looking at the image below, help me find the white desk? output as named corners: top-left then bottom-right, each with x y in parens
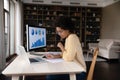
top-left (2, 55), bottom-right (85, 80)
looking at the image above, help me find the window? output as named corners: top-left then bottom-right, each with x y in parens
top-left (4, 0), bottom-right (16, 58)
top-left (4, 0), bottom-right (10, 58)
top-left (4, 0), bottom-right (9, 11)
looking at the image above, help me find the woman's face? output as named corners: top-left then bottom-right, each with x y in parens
top-left (56, 27), bottom-right (70, 39)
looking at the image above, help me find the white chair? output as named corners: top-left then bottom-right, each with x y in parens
top-left (87, 43), bottom-right (98, 59)
top-left (87, 39), bottom-right (120, 60)
top-left (98, 39), bottom-right (120, 59)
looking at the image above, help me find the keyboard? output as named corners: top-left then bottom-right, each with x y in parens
top-left (29, 58), bottom-right (39, 62)
top-left (29, 57), bottom-right (46, 63)
top-left (30, 52), bottom-right (45, 56)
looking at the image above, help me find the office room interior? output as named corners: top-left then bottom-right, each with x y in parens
top-left (0, 0), bottom-right (120, 80)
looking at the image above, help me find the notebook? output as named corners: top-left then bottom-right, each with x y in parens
top-left (18, 46), bottom-right (47, 63)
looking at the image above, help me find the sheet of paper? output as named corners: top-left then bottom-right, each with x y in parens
top-left (45, 58), bottom-right (64, 63)
top-left (46, 52), bottom-right (61, 55)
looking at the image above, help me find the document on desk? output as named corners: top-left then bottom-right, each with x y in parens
top-left (46, 58), bottom-right (64, 63)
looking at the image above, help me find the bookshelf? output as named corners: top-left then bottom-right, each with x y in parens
top-left (82, 7), bottom-right (101, 48)
top-left (23, 4), bottom-right (102, 51)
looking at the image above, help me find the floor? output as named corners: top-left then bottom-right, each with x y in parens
top-left (87, 61), bottom-right (120, 80)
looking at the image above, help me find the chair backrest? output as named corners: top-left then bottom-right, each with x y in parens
top-left (86, 47), bottom-right (99, 80)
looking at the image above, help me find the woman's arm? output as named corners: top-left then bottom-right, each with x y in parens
top-left (62, 34), bottom-right (78, 61)
top-left (45, 53), bottom-right (62, 59)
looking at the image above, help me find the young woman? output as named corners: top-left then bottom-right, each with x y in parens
top-left (45, 16), bottom-right (86, 80)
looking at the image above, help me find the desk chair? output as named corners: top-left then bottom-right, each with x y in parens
top-left (87, 43), bottom-right (98, 59)
top-left (86, 47), bottom-right (99, 80)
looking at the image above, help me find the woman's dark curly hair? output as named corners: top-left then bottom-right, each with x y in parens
top-left (54, 16), bottom-right (75, 33)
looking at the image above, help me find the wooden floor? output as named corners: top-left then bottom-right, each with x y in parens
top-left (1, 61), bottom-right (120, 80)
top-left (87, 61), bottom-right (120, 80)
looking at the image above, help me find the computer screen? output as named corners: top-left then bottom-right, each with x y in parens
top-left (26, 24), bottom-right (46, 52)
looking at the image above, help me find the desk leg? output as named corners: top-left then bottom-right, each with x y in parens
top-left (119, 53), bottom-right (120, 62)
top-left (12, 76), bottom-right (19, 80)
top-left (70, 73), bottom-right (76, 80)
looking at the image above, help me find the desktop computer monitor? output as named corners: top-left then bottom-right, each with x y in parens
top-left (26, 24), bottom-right (46, 52)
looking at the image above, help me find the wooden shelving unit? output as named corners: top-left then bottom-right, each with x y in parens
top-left (82, 7), bottom-right (101, 48)
top-left (23, 4), bottom-right (102, 51)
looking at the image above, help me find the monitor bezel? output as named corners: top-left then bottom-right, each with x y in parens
top-left (26, 24), bottom-right (46, 52)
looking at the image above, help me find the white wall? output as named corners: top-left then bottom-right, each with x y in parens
top-left (101, 1), bottom-right (120, 39)
top-left (10, 0), bottom-right (15, 56)
top-left (14, 0), bottom-right (23, 54)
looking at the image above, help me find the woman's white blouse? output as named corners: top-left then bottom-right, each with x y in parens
top-left (62, 34), bottom-right (86, 72)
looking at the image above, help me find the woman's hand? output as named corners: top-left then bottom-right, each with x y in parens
top-left (45, 54), bottom-right (55, 59)
top-left (57, 42), bottom-right (65, 52)
top-left (57, 42), bottom-right (64, 49)
top-left (45, 53), bottom-right (62, 59)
